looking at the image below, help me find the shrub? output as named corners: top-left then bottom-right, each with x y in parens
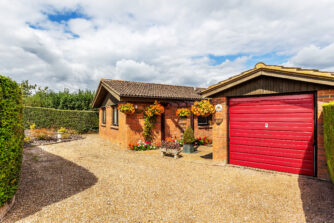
top-left (24, 136), bottom-right (32, 143)
top-left (323, 101), bottom-right (334, 184)
top-left (29, 123), bottom-right (36, 130)
top-left (24, 106), bottom-right (99, 133)
top-left (62, 133), bottom-right (70, 139)
top-left (183, 127), bottom-right (195, 144)
top-left (32, 128), bottom-right (54, 140)
top-left (0, 75), bottom-right (24, 206)
top-left (57, 127), bottom-right (67, 133)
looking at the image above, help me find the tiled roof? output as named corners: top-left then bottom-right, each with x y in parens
top-left (202, 62), bottom-right (334, 96)
top-left (102, 79), bottom-right (204, 100)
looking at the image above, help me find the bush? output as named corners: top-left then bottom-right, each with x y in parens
top-left (183, 127), bottom-right (195, 144)
top-left (24, 106), bottom-right (99, 133)
top-left (0, 75), bottom-right (24, 206)
top-left (323, 101), bottom-right (334, 184)
top-left (31, 128), bottom-right (54, 140)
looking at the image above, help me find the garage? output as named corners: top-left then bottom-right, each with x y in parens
top-left (201, 62), bottom-right (334, 180)
top-left (229, 94), bottom-right (315, 176)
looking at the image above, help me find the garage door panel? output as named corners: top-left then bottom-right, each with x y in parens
top-left (229, 94), bottom-right (313, 104)
top-left (230, 137), bottom-right (313, 149)
top-left (230, 105), bottom-right (314, 114)
top-left (230, 152), bottom-right (314, 169)
top-left (229, 144), bottom-right (314, 160)
top-left (229, 93), bottom-right (315, 176)
top-left (229, 113), bottom-right (313, 123)
top-left (230, 160), bottom-right (314, 176)
top-left (230, 129), bottom-right (313, 141)
top-left (230, 122), bottom-right (313, 131)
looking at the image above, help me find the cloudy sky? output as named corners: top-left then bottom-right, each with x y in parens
top-left (1, 0), bottom-right (334, 91)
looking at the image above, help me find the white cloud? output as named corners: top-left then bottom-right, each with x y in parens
top-left (284, 44), bottom-right (334, 70)
top-left (0, 0), bottom-right (334, 91)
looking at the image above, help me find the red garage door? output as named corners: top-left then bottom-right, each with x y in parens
top-left (229, 94), bottom-right (315, 176)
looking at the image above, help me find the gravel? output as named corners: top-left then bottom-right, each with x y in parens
top-left (3, 134), bottom-right (334, 223)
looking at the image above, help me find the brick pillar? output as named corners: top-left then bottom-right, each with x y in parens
top-left (212, 96), bottom-right (228, 162)
top-left (317, 90), bottom-right (334, 180)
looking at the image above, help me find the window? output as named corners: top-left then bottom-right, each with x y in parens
top-left (198, 115), bottom-right (212, 126)
top-left (102, 107), bottom-right (106, 124)
top-left (112, 106), bottom-right (119, 126)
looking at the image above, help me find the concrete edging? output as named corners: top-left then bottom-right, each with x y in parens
top-left (0, 195), bottom-right (15, 221)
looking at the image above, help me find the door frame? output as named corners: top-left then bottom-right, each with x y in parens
top-left (226, 91), bottom-right (318, 177)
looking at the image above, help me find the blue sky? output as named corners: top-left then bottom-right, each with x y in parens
top-left (1, 0), bottom-right (334, 91)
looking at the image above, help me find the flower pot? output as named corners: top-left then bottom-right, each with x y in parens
top-left (57, 132), bottom-right (63, 142)
top-left (183, 143), bottom-right (194, 153)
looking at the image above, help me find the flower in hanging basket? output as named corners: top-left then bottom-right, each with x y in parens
top-left (118, 103), bottom-right (135, 114)
top-left (191, 100), bottom-right (215, 117)
top-left (144, 101), bottom-right (164, 117)
top-left (176, 108), bottom-right (191, 117)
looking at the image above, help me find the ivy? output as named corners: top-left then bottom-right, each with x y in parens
top-left (143, 101), bottom-right (164, 142)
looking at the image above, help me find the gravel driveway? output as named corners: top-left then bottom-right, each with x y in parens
top-left (3, 134), bottom-right (334, 223)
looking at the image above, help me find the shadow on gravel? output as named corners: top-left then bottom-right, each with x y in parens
top-left (3, 146), bottom-right (98, 222)
top-left (298, 176), bottom-right (334, 222)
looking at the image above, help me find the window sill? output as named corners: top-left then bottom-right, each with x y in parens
top-left (110, 125), bottom-right (119, 130)
top-left (198, 126), bottom-right (212, 129)
top-left (101, 124), bottom-right (106, 127)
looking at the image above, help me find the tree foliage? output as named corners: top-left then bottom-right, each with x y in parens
top-left (21, 80), bottom-right (96, 111)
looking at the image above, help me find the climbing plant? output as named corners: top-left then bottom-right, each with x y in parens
top-left (143, 101), bottom-right (164, 142)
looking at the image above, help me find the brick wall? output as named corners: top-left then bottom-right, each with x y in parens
top-left (99, 106), bottom-right (127, 147)
top-left (211, 96), bottom-right (228, 162)
top-left (317, 89), bottom-right (334, 180)
top-left (99, 102), bottom-right (212, 148)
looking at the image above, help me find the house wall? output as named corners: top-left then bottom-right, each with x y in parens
top-left (210, 84), bottom-right (334, 180)
top-left (99, 106), bottom-right (128, 147)
top-left (99, 101), bottom-right (212, 147)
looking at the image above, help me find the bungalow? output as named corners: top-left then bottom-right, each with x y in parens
top-left (93, 62), bottom-right (334, 180)
top-left (92, 79), bottom-right (212, 148)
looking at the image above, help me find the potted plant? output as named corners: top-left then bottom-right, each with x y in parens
top-left (176, 108), bottom-right (191, 118)
top-left (57, 127), bottom-right (67, 141)
top-left (191, 100), bottom-right (215, 117)
top-left (118, 103), bottom-right (135, 115)
top-left (160, 140), bottom-right (182, 159)
top-left (183, 127), bottom-right (195, 153)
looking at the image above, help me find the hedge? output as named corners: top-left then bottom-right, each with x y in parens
top-left (24, 106), bottom-right (99, 133)
top-left (323, 101), bottom-right (334, 184)
top-left (0, 75), bottom-right (24, 206)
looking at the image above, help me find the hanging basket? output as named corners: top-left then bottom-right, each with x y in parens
top-left (191, 100), bottom-right (215, 117)
top-left (118, 103), bottom-right (135, 115)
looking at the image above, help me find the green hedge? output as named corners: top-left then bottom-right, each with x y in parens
top-left (0, 75), bottom-right (24, 206)
top-left (323, 101), bottom-right (334, 184)
top-left (24, 106), bottom-right (99, 133)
